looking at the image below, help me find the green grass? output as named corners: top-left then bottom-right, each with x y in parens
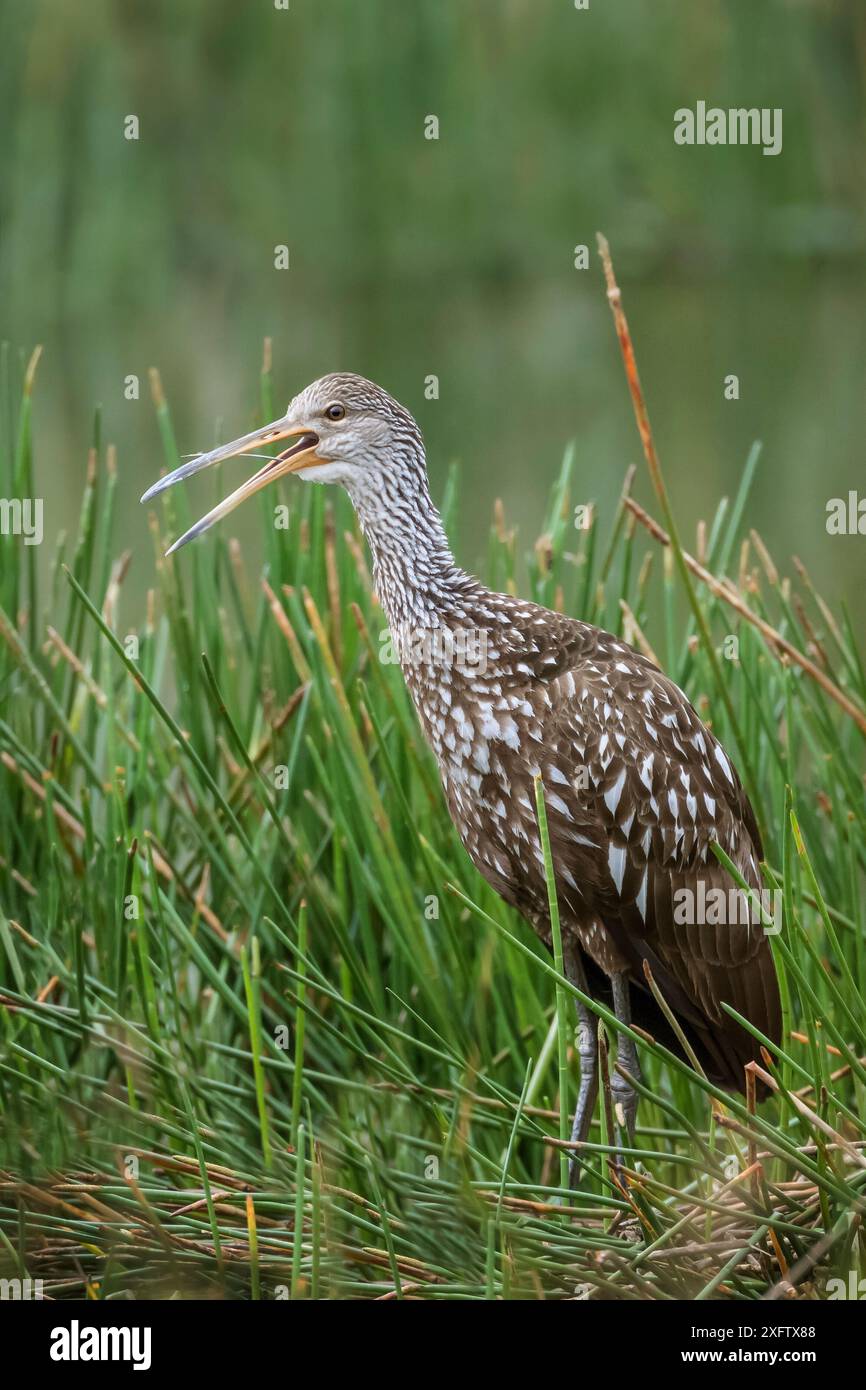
top-left (0, 339), bottom-right (865, 1301)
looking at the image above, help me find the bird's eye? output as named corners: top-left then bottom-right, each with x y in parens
top-left (325, 403), bottom-right (345, 421)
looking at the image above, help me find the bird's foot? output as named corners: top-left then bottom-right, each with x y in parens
top-left (567, 1016), bottom-right (599, 1191)
top-left (568, 1152), bottom-right (587, 1191)
top-left (610, 1068), bottom-right (639, 1174)
top-left (607, 973), bottom-right (641, 1175)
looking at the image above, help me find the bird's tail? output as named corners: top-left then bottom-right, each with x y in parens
top-left (581, 951), bottom-right (780, 1097)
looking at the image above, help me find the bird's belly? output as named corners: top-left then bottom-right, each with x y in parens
top-left (568, 914), bottom-right (629, 976)
top-left (439, 757), bottom-right (629, 977)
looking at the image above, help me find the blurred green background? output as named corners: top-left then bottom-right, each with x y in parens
top-left (1, 0), bottom-right (864, 609)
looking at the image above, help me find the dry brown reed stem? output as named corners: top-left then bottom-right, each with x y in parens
top-left (623, 493), bottom-right (866, 736)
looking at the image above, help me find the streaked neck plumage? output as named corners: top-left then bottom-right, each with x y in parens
top-left (345, 451), bottom-right (479, 632)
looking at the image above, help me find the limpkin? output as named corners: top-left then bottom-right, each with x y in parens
top-left (142, 372), bottom-right (781, 1184)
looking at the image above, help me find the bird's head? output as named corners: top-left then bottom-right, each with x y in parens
top-left (141, 372), bottom-right (426, 554)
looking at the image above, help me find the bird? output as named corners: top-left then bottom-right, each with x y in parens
top-left (141, 371), bottom-right (782, 1186)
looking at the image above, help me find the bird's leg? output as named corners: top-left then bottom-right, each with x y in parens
top-left (610, 971), bottom-right (641, 1165)
top-left (563, 940), bottom-right (598, 1190)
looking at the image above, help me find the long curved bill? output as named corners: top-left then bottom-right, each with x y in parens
top-left (140, 417), bottom-right (321, 555)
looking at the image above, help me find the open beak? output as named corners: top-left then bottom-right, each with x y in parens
top-left (140, 417), bottom-right (322, 555)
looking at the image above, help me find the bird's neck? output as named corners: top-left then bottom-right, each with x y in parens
top-left (347, 472), bottom-right (478, 631)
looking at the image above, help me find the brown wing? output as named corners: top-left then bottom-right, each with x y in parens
top-left (539, 633), bottom-right (781, 1090)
